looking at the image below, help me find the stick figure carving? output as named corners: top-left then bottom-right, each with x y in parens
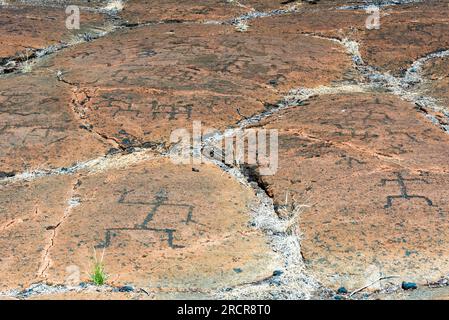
top-left (380, 172), bottom-right (433, 209)
top-left (96, 189), bottom-right (196, 249)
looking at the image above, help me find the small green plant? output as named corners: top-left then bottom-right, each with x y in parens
top-left (91, 262), bottom-right (107, 285)
top-left (90, 248), bottom-right (108, 286)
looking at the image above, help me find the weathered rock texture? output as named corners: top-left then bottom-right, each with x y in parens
top-left (0, 3), bottom-right (109, 62)
top-left (121, 0), bottom-right (246, 23)
top-left (256, 93), bottom-right (449, 289)
top-left (0, 158), bottom-right (278, 292)
top-left (40, 22), bottom-right (351, 148)
top-left (1, 0), bottom-right (449, 300)
top-left (0, 73), bottom-right (110, 173)
top-left (252, 0), bottom-right (449, 75)
top-left (0, 174), bottom-right (75, 291)
top-left (419, 55), bottom-right (449, 109)
top-left (45, 159), bottom-right (279, 290)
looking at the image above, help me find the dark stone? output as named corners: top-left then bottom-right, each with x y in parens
top-left (118, 285), bottom-right (135, 292)
top-left (272, 270), bottom-right (283, 277)
top-left (0, 171), bottom-right (15, 178)
top-left (337, 287), bottom-right (348, 294)
top-left (0, 171), bottom-right (16, 179)
top-left (233, 268), bottom-right (243, 273)
top-left (121, 138), bottom-right (133, 146)
top-left (79, 124), bottom-right (93, 131)
top-left (401, 282), bottom-right (418, 290)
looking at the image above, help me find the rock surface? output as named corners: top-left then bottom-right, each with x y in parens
top-left (256, 92), bottom-right (449, 289)
top-left (121, 0), bottom-right (246, 23)
top-left (419, 55), bottom-right (449, 109)
top-left (0, 174), bottom-right (75, 291)
top-left (1, 0), bottom-right (449, 300)
top-left (39, 21), bottom-right (351, 147)
top-left (0, 73), bottom-right (110, 173)
top-left (0, 157), bottom-right (278, 292)
top-left (252, 0), bottom-right (449, 75)
top-left (0, 3), bottom-right (109, 62)
top-left (120, 0), bottom-right (304, 24)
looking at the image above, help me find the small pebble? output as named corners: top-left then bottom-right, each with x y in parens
top-left (337, 287), bottom-right (348, 294)
top-left (118, 285), bottom-right (135, 292)
top-left (401, 282), bottom-right (417, 290)
top-left (272, 270), bottom-right (283, 277)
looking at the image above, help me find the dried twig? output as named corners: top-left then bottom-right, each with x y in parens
top-left (140, 288), bottom-right (150, 296)
top-left (349, 275), bottom-right (399, 297)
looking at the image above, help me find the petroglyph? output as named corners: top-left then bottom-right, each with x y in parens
top-left (2, 0), bottom-right (449, 300)
top-left (381, 172), bottom-right (433, 209)
top-left (96, 189), bottom-right (196, 249)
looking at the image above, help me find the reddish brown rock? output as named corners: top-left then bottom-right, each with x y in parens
top-left (0, 73), bottom-right (110, 173)
top-left (2, 0), bottom-right (447, 299)
top-left (255, 92), bottom-right (449, 289)
top-left (358, 1), bottom-right (449, 75)
top-left (0, 158), bottom-right (278, 292)
top-left (121, 0), bottom-right (246, 23)
top-left (40, 22), bottom-right (351, 147)
top-left (250, 4), bottom-right (365, 38)
top-left (6, 0), bottom-right (111, 8)
top-left (0, 174), bottom-right (75, 291)
top-left (239, 0), bottom-right (301, 12)
top-left (252, 0), bottom-right (449, 75)
top-left (0, 4), bottom-right (109, 61)
top-left (420, 55), bottom-right (449, 109)
top-left (120, 0), bottom-right (301, 24)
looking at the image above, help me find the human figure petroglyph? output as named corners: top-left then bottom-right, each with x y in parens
top-left (381, 172), bottom-right (433, 209)
top-left (151, 101), bottom-right (193, 121)
top-left (96, 189), bottom-right (196, 249)
top-left (335, 155), bottom-right (366, 168)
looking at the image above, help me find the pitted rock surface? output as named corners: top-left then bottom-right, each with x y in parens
top-left (0, 73), bottom-right (110, 173)
top-left (252, 0), bottom-right (449, 75)
top-left (0, 3), bottom-right (109, 61)
top-left (0, 158), bottom-right (278, 292)
top-left (1, 0), bottom-right (449, 300)
top-left (255, 93), bottom-right (449, 289)
top-left (39, 22), bottom-right (351, 147)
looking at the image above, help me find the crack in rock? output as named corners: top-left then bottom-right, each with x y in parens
top-left (338, 0), bottom-right (423, 10)
top-left (299, 32), bottom-right (449, 133)
top-left (226, 3), bottom-right (301, 29)
top-left (0, 30), bottom-right (112, 75)
top-left (199, 154), bottom-right (321, 299)
top-left (37, 179), bottom-right (82, 279)
top-left (0, 148), bottom-right (161, 184)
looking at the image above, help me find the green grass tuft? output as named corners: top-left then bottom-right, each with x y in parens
top-left (91, 247), bottom-right (107, 286)
top-left (90, 261), bottom-right (108, 286)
